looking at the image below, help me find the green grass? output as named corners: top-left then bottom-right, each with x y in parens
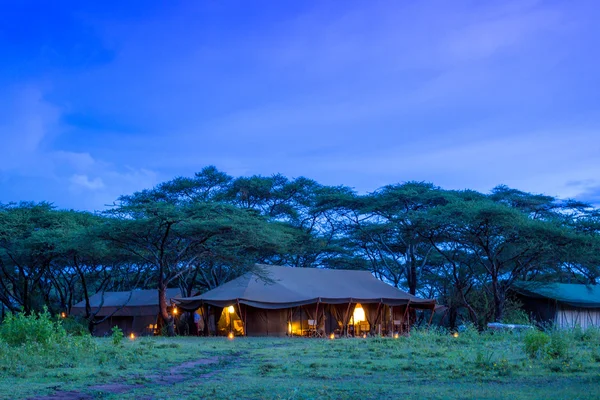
top-left (1, 328), bottom-right (600, 399)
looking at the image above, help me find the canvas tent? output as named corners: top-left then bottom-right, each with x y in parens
top-left (511, 282), bottom-right (600, 329)
top-left (71, 289), bottom-right (181, 336)
top-left (174, 265), bottom-right (435, 337)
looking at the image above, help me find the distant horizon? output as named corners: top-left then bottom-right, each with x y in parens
top-left (1, 1), bottom-right (599, 211)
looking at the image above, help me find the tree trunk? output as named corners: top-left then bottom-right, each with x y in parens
top-left (491, 275), bottom-right (505, 322)
top-left (406, 246), bottom-right (417, 295)
top-left (158, 284), bottom-right (175, 336)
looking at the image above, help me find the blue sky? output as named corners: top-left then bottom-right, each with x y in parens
top-left (1, 0), bottom-right (599, 211)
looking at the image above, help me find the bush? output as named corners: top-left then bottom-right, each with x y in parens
top-left (503, 299), bottom-right (531, 325)
top-left (523, 329), bottom-right (550, 359)
top-left (0, 308), bottom-right (67, 347)
top-left (59, 316), bottom-right (89, 336)
top-left (546, 331), bottom-right (569, 359)
top-left (111, 326), bottom-right (124, 346)
top-left (572, 326), bottom-right (600, 344)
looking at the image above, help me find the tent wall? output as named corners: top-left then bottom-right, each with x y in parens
top-left (245, 307), bottom-right (288, 337)
top-left (514, 294), bottom-right (557, 326)
top-left (91, 315), bottom-right (157, 337)
top-left (555, 305), bottom-right (600, 329)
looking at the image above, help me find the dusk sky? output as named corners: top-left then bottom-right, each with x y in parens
top-left (1, 0), bottom-right (599, 211)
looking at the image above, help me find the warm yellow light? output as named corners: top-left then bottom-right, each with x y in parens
top-left (393, 333), bottom-right (399, 339)
top-left (173, 307), bottom-right (178, 315)
top-left (353, 305), bottom-right (365, 323)
top-left (452, 332), bottom-right (459, 338)
top-left (228, 332), bottom-right (234, 340)
top-left (130, 333), bottom-right (135, 340)
top-left (288, 322), bottom-right (292, 334)
top-left (362, 333), bottom-right (367, 339)
top-left (329, 333), bottom-right (335, 340)
top-left (228, 305), bottom-right (235, 314)
top-left (60, 312), bottom-right (66, 319)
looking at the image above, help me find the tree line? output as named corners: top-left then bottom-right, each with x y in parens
top-left (1, 166), bottom-right (598, 332)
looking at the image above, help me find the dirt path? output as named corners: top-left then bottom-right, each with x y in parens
top-left (29, 356), bottom-right (224, 400)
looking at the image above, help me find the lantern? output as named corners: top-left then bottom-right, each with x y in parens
top-left (228, 332), bottom-right (234, 340)
top-left (329, 333), bottom-right (335, 340)
top-left (130, 333), bottom-right (135, 340)
top-left (452, 332), bottom-right (459, 338)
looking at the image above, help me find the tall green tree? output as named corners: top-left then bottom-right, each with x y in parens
top-left (105, 187), bottom-right (291, 335)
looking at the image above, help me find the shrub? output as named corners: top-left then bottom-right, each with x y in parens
top-left (591, 349), bottom-right (600, 363)
top-left (503, 299), bottom-right (531, 325)
top-left (573, 326), bottom-right (600, 344)
top-left (523, 329), bottom-right (550, 359)
top-left (111, 326), bottom-right (124, 346)
top-left (546, 331), bottom-right (569, 359)
top-left (59, 316), bottom-right (89, 336)
top-left (0, 308), bottom-right (67, 347)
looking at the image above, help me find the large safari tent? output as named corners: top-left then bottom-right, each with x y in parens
top-left (71, 289), bottom-right (181, 336)
top-left (174, 265), bottom-right (435, 337)
top-left (512, 282), bottom-right (600, 329)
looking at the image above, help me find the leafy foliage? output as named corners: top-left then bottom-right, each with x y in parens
top-left (0, 167), bottom-right (599, 331)
top-left (0, 308), bottom-right (67, 347)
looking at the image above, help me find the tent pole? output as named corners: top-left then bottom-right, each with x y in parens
top-left (403, 300), bottom-right (411, 335)
top-left (344, 301), bottom-right (353, 337)
top-left (323, 305), bottom-right (326, 339)
top-left (427, 307), bottom-right (435, 328)
top-left (301, 306), bottom-right (304, 337)
top-left (236, 299), bottom-right (245, 337)
top-left (314, 300), bottom-right (320, 338)
top-left (374, 301), bottom-right (382, 336)
top-left (390, 306), bottom-right (394, 337)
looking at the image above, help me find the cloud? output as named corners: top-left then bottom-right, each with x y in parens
top-left (70, 174), bottom-right (104, 190)
top-left (0, 86), bottom-right (60, 173)
top-left (0, 86), bottom-right (161, 210)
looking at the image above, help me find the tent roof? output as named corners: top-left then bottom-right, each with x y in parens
top-left (174, 265), bottom-right (435, 310)
top-left (512, 282), bottom-right (600, 308)
top-left (71, 289), bottom-right (181, 317)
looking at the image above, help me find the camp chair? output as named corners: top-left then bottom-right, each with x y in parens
top-left (358, 321), bottom-right (369, 336)
top-left (307, 319), bottom-right (317, 337)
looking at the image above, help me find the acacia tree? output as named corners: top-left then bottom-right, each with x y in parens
top-left (0, 203), bottom-right (68, 314)
top-left (104, 186), bottom-right (291, 335)
top-left (426, 192), bottom-right (574, 322)
top-left (331, 182), bottom-right (450, 294)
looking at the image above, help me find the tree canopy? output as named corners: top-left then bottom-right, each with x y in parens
top-left (1, 167), bottom-right (598, 331)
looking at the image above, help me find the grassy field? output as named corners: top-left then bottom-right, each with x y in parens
top-left (1, 327), bottom-right (600, 400)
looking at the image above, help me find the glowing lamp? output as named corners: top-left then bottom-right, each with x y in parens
top-left (173, 307), bottom-right (178, 315)
top-left (393, 333), bottom-right (399, 339)
top-left (228, 306), bottom-right (235, 314)
top-left (452, 332), bottom-right (459, 338)
top-left (228, 332), bottom-right (234, 340)
top-left (329, 333), bottom-right (335, 340)
top-left (130, 333), bottom-right (135, 340)
top-left (362, 333), bottom-right (367, 339)
top-left (353, 305), bottom-right (365, 323)
top-left (60, 312), bottom-right (66, 319)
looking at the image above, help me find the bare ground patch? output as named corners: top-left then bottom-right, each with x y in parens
top-left (28, 356), bottom-right (227, 400)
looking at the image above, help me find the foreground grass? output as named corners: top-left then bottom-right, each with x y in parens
top-left (1, 329), bottom-right (600, 399)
